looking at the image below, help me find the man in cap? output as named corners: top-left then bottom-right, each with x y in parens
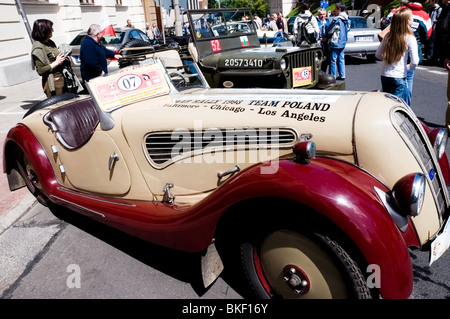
top-left (361, 9), bottom-right (374, 27)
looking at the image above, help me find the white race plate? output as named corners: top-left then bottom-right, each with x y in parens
top-left (429, 217), bottom-right (450, 265)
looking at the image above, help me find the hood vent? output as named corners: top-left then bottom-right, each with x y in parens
top-left (144, 127), bottom-right (297, 169)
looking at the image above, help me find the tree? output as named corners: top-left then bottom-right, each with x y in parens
top-left (208, 0), bottom-right (268, 17)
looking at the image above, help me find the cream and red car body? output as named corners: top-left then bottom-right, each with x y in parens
top-left (3, 56), bottom-right (450, 299)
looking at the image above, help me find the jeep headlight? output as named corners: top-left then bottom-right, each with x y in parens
top-left (280, 58), bottom-right (287, 71)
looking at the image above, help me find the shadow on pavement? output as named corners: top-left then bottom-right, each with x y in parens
top-left (49, 204), bottom-right (250, 298)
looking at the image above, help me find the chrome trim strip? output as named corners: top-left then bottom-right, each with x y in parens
top-left (49, 195), bottom-right (106, 219)
top-left (56, 186), bottom-right (136, 207)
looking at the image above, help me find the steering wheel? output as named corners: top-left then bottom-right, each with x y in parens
top-left (169, 72), bottom-right (187, 88)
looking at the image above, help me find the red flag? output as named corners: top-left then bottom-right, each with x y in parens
top-left (100, 15), bottom-right (116, 37)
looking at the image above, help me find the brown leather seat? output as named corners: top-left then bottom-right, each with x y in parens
top-left (44, 98), bottom-right (99, 149)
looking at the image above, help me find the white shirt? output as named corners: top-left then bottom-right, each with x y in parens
top-left (376, 34), bottom-right (419, 78)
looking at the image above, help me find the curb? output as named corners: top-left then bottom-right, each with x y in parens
top-left (0, 194), bottom-right (36, 235)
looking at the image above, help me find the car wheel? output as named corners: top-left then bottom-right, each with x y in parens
top-left (241, 229), bottom-right (371, 299)
top-left (23, 93), bottom-right (79, 118)
top-left (15, 146), bottom-right (49, 207)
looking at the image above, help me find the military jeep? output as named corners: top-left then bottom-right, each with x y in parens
top-left (186, 8), bottom-right (339, 89)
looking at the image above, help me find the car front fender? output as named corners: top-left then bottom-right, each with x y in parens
top-left (210, 157), bottom-right (414, 298)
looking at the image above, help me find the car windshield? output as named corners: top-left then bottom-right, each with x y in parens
top-left (350, 17), bottom-right (369, 29)
top-left (190, 9), bottom-right (255, 39)
top-left (69, 31), bottom-right (124, 45)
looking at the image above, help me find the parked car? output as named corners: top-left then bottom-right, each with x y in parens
top-left (251, 20), bottom-right (293, 46)
top-left (69, 27), bottom-right (155, 78)
top-left (186, 8), bottom-right (339, 90)
top-left (326, 16), bottom-right (381, 61)
top-left (4, 49), bottom-right (450, 299)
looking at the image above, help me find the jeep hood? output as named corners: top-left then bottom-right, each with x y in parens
top-left (201, 46), bottom-right (304, 68)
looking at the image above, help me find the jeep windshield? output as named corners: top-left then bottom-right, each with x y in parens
top-left (189, 8), bottom-right (256, 40)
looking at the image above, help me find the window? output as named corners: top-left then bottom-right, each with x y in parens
top-left (115, 0), bottom-right (123, 4)
top-left (79, 0), bottom-right (95, 4)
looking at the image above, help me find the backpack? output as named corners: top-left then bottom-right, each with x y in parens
top-left (296, 16), bottom-right (316, 45)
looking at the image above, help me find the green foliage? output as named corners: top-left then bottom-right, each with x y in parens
top-left (208, 0), bottom-right (268, 17)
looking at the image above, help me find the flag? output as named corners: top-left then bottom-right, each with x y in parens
top-left (100, 14), bottom-right (116, 37)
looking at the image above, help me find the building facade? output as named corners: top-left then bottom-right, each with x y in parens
top-left (0, 0), bottom-right (146, 87)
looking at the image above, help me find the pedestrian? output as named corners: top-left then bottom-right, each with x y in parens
top-left (31, 19), bottom-right (67, 97)
top-left (276, 12), bottom-right (284, 31)
top-left (293, 2), bottom-right (319, 45)
top-left (445, 49), bottom-right (450, 129)
top-left (80, 24), bottom-right (122, 82)
top-left (432, 0), bottom-right (450, 66)
top-left (404, 1), bottom-right (432, 105)
top-left (253, 13), bottom-right (263, 29)
top-left (325, 2), bottom-right (349, 80)
top-left (268, 14), bottom-right (279, 31)
top-left (125, 19), bottom-right (135, 28)
top-left (361, 9), bottom-right (375, 28)
top-left (425, 0), bottom-right (442, 61)
top-left (375, 7), bottom-right (419, 105)
top-left (381, 6), bottom-right (396, 29)
top-left (151, 23), bottom-right (161, 39)
top-left (317, 8), bottom-right (330, 72)
top-left (145, 22), bottom-right (154, 40)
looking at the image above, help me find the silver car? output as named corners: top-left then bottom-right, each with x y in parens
top-left (344, 16), bottom-right (381, 61)
top-left (69, 27), bottom-right (153, 78)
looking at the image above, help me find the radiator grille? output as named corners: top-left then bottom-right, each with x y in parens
top-left (394, 111), bottom-right (447, 217)
top-left (286, 49), bottom-right (321, 88)
top-left (144, 128), bottom-right (297, 168)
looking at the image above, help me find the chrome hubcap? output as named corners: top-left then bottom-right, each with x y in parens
top-left (283, 265), bottom-right (310, 295)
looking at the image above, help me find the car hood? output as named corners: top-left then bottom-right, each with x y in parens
top-left (120, 88), bottom-right (365, 158)
top-left (201, 46), bottom-right (309, 68)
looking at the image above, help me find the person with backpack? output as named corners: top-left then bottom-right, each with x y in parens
top-left (324, 2), bottom-right (350, 80)
top-left (293, 2), bottom-right (319, 46)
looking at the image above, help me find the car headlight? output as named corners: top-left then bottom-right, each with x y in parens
top-left (392, 173), bottom-right (426, 217)
top-left (428, 127), bottom-right (448, 160)
top-left (293, 140), bottom-right (316, 163)
top-left (280, 58), bottom-right (287, 71)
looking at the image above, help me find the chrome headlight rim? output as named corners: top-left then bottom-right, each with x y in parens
top-left (431, 128), bottom-right (448, 160)
top-left (392, 172), bottom-right (426, 217)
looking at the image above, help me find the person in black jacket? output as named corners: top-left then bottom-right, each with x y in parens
top-left (80, 24), bottom-right (122, 82)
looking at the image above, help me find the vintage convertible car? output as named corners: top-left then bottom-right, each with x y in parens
top-left (3, 51), bottom-right (450, 299)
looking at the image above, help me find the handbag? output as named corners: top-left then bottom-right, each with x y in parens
top-left (62, 60), bottom-right (83, 93)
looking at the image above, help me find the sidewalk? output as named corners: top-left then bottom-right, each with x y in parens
top-left (0, 78), bottom-right (45, 234)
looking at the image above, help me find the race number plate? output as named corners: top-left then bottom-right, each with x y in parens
top-left (293, 66), bottom-right (312, 87)
top-left (87, 63), bottom-right (170, 111)
top-left (429, 217), bottom-right (450, 265)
